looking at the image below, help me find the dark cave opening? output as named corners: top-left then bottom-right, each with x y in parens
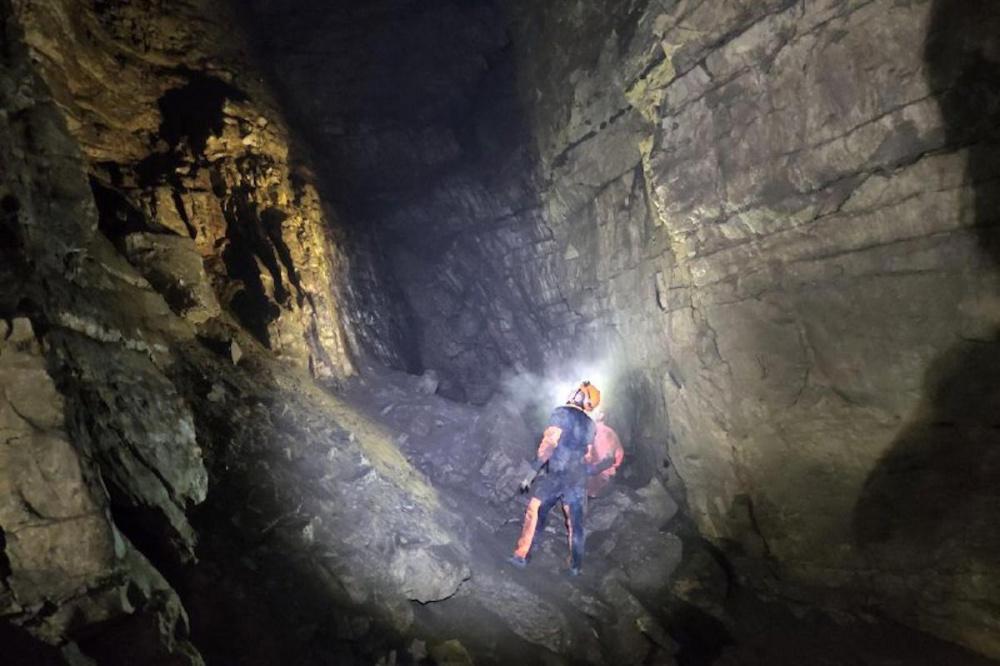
top-left (243, 0), bottom-right (543, 405)
top-left (89, 177), bottom-right (150, 239)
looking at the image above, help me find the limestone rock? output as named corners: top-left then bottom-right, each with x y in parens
top-left (390, 543), bottom-right (470, 603)
top-left (229, 338), bottom-right (243, 365)
top-left (152, 187), bottom-right (191, 237)
top-left (501, 0), bottom-right (1000, 657)
top-left (587, 490), bottom-right (630, 534)
top-left (123, 232), bottom-right (221, 324)
top-left (0, 321), bottom-right (115, 609)
top-left (0, 319), bottom-right (201, 664)
top-left (631, 477), bottom-right (680, 527)
top-left (11, 0), bottom-right (369, 381)
top-left (415, 369), bottom-right (440, 395)
top-left (599, 573), bottom-right (678, 665)
top-left (619, 530), bottom-right (684, 594)
top-left (465, 570), bottom-right (572, 652)
top-left (669, 544), bottom-right (731, 622)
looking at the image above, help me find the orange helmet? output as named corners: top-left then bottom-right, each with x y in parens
top-left (567, 380), bottom-right (601, 412)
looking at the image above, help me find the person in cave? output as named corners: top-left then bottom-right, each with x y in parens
top-left (585, 410), bottom-right (624, 498)
top-left (508, 381), bottom-right (614, 575)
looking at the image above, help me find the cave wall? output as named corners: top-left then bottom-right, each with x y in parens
top-left (0, 1), bottom-right (472, 662)
top-left (9, 0), bottom-right (412, 379)
top-left (499, 0), bottom-right (1000, 657)
top-left (0, 5), bottom-right (209, 659)
top-left (244, 0), bottom-right (564, 403)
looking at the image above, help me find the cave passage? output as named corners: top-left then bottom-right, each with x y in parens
top-left (1, 0), bottom-right (999, 665)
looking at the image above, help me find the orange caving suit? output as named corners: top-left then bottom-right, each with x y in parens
top-left (585, 422), bottom-right (624, 497)
top-left (513, 405), bottom-right (610, 570)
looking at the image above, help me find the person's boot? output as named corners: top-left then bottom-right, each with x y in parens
top-left (507, 555), bottom-right (527, 569)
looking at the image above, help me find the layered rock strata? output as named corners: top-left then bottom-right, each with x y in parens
top-left (239, 0), bottom-right (1000, 655)
top-left (501, 0), bottom-right (1000, 657)
top-left (11, 0), bottom-right (394, 379)
top-left (245, 0), bottom-right (550, 404)
top-left (0, 1), bottom-right (470, 661)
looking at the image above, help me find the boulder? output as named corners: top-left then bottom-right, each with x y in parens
top-left (123, 233), bottom-right (220, 324)
top-left (389, 544), bottom-right (470, 603)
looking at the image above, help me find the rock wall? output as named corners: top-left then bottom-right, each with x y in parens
top-left (0, 1), bottom-right (470, 661)
top-left (0, 317), bottom-right (204, 665)
top-left (244, 0), bottom-right (562, 403)
top-left (500, 0), bottom-right (1000, 657)
top-left (0, 6), bottom-right (207, 659)
top-left (9, 0), bottom-right (407, 379)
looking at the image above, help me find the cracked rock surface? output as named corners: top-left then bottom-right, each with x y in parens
top-left (493, 0), bottom-right (1000, 657)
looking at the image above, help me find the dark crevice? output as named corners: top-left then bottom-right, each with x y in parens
top-left (742, 495), bottom-right (773, 560)
top-left (669, 602), bottom-right (734, 666)
top-left (0, 524), bottom-right (12, 582)
top-left (135, 151), bottom-right (186, 190)
top-left (170, 189), bottom-right (197, 239)
top-left (0, 622), bottom-right (65, 666)
top-left (0, 193), bottom-right (19, 214)
top-left (260, 206), bottom-right (303, 294)
top-left (0, 193), bottom-right (26, 310)
top-left (221, 192), bottom-right (282, 347)
top-left (89, 176), bottom-right (150, 241)
top-left (350, 229), bottom-right (425, 374)
top-left (105, 482), bottom-right (186, 577)
top-left (134, 70), bottom-right (249, 190)
top-left (229, 181), bottom-right (290, 305)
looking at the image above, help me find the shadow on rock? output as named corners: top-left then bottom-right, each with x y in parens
top-left (854, 339), bottom-right (1000, 550)
top-left (852, 0), bottom-right (1000, 655)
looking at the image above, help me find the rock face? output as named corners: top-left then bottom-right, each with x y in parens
top-left (496, 0), bottom-right (1000, 657)
top-left (10, 0), bottom-right (415, 379)
top-left (0, 321), bottom-right (202, 663)
top-left (0, 1), bottom-right (470, 662)
top-left (246, 0), bottom-right (549, 403)
top-left (122, 233), bottom-right (221, 324)
top-left (234, 0), bottom-right (1000, 657)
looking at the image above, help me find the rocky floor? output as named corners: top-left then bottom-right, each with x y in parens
top-left (5, 319), bottom-right (997, 665)
top-left (332, 363), bottom-right (1000, 666)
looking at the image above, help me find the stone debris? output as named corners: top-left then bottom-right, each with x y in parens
top-left (415, 369), bottom-right (440, 395)
top-left (123, 232), bottom-right (221, 324)
top-left (229, 338), bottom-right (242, 365)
